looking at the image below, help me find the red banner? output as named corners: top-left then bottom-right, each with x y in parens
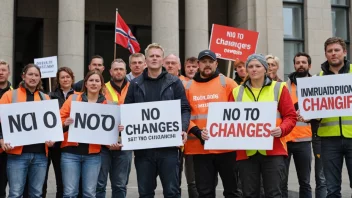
top-left (209, 24), bottom-right (259, 62)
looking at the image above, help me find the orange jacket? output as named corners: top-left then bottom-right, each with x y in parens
top-left (281, 80), bottom-right (312, 143)
top-left (60, 93), bottom-right (104, 154)
top-left (184, 74), bottom-right (238, 155)
top-left (179, 75), bottom-right (189, 82)
top-left (0, 86), bottom-right (50, 155)
top-left (104, 81), bottom-right (130, 104)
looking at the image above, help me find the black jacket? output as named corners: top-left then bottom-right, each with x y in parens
top-left (73, 80), bottom-right (84, 92)
top-left (49, 88), bottom-right (75, 108)
top-left (0, 81), bottom-right (12, 98)
top-left (233, 72), bottom-right (244, 85)
top-left (124, 68), bottom-right (191, 132)
top-left (320, 59), bottom-right (351, 75)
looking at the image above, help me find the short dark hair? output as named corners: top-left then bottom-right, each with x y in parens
top-left (90, 55), bottom-right (104, 65)
top-left (324, 37), bottom-right (347, 52)
top-left (293, 52), bottom-right (311, 65)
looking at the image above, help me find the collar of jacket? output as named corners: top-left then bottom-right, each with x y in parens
top-left (109, 78), bottom-right (128, 93)
top-left (193, 71), bottom-right (220, 83)
top-left (243, 75), bottom-right (272, 88)
top-left (288, 72), bottom-right (312, 85)
top-left (321, 59), bottom-right (351, 74)
top-left (81, 92), bottom-right (106, 103)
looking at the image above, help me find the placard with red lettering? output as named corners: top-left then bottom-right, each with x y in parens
top-left (204, 102), bottom-right (277, 150)
top-left (209, 24), bottom-right (259, 61)
top-left (297, 74), bottom-right (352, 119)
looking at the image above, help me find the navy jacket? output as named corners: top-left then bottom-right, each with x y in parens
top-left (124, 68), bottom-right (191, 132)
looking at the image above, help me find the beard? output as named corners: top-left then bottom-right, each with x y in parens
top-left (112, 77), bottom-right (124, 83)
top-left (296, 68), bottom-right (309, 77)
top-left (329, 59), bottom-right (344, 67)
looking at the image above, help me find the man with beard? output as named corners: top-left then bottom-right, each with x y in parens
top-left (96, 58), bottom-right (132, 198)
top-left (281, 52), bottom-right (314, 198)
top-left (317, 37), bottom-right (352, 197)
top-left (184, 49), bottom-right (241, 197)
top-left (0, 60), bottom-right (12, 198)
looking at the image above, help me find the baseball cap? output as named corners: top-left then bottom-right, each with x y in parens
top-left (198, 50), bottom-right (217, 61)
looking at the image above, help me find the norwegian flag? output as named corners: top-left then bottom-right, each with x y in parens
top-left (115, 10), bottom-right (140, 54)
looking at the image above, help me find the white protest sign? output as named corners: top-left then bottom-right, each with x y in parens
top-left (204, 102), bottom-right (277, 150)
top-left (120, 100), bottom-right (183, 150)
top-left (34, 56), bottom-right (58, 78)
top-left (68, 101), bottom-right (120, 145)
top-left (0, 100), bottom-right (63, 147)
top-left (297, 74), bottom-right (352, 119)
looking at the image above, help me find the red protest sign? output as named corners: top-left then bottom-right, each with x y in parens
top-left (209, 24), bottom-right (259, 62)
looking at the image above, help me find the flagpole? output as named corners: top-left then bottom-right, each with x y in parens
top-left (114, 8), bottom-right (118, 60)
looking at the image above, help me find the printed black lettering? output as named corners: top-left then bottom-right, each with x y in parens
top-left (101, 115), bottom-right (115, 131)
top-left (87, 114), bottom-right (100, 130)
top-left (75, 113), bottom-right (87, 128)
top-left (8, 115), bottom-right (21, 133)
top-left (43, 111), bottom-right (57, 128)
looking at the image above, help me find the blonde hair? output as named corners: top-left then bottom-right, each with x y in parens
top-left (129, 53), bottom-right (145, 64)
top-left (145, 43), bottom-right (165, 57)
top-left (0, 60), bottom-right (10, 70)
top-left (265, 55), bottom-right (280, 67)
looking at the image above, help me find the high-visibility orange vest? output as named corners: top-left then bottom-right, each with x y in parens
top-left (60, 93), bottom-right (102, 154)
top-left (184, 74), bottom-right (238, 155)
top-left (104, 81), bottom-right (130, 105)
top-left (0, 87), bottom-right (50, 155)
top-left (281, 79), bottom-right (312, 143)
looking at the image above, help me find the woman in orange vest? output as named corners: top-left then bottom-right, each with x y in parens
top-left (0, 64), bottom-right (55, 198)
top-left (228, 54), bottom-right (297, 197)
top-left (60, 69), bottom-right (123, 197)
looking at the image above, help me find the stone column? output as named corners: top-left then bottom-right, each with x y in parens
top-left (185, 0), bottom-right (208, 58)
top-left (0, 0), bottom-right (15, 83)
top-left (254, 0), bottom-right (284, 80)
top-left (58, 0), bottom-right (85, 81)
top-left (152, 0), bottom-right (179, 56)
top-left (305, 0), bottom-right (333, 75)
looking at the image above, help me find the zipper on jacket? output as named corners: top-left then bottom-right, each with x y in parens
top-left (339, 117), bottom-right (343, 137)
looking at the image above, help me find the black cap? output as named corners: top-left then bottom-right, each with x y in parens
top-left (198, 50), bottom-right (217, 61)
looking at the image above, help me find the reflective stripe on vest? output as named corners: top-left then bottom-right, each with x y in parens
top-left (234, 81), bottom-right (284, 157)
top-left (105, 82), bottom-right (119, 104)
top-left (318, 65), bottom-right (352, 137)
top-left (186, 75), bottom-right (226, 142)
top-left (72, 93), bottom-right (113, 104)
top-left (11, 89), bottom-right (47, 103)
top-left (190, 114), bottom-right (208, 120)
top-left (320, 120), bottom-right (352, 127)
top-left (236, 82), bottom-right (282, 102)
top-left (185, 74), bottom-right (226, 91)
top-left (294, 137), bottom-right (312, 142)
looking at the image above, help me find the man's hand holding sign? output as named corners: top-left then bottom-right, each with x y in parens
top-left (204, 102), bottom-right (277, 150)
top-left (120, 100), bottom-right (185, 150)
